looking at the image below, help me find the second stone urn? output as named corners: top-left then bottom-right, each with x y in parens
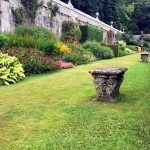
top-left (89, 68), bottom-right (128, 102)
top-left (141, 53), bottom-right (149, 62)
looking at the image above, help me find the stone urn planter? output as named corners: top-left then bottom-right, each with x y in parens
top-left (141, 53), bottom-right (149, 62)
top-left (89, 68), bottom-right (128, 102)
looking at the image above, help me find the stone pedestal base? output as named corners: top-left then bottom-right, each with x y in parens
top-left (89, 68), bottom-right (128, 102)
top-left (141, 53), bottom-right (149, 62)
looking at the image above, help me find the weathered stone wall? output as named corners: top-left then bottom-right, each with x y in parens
top-left (0, 0), bottom-right (13, 32)
top-left (0, 0), bottom-right (122, 37)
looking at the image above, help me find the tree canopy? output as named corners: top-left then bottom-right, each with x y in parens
top-left (60, 0), bottom-right (150, 34)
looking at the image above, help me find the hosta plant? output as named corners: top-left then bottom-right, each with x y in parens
top-left (0, 53), bottom-right (25, 85)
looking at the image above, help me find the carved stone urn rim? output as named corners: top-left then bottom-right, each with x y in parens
top-left (141, 53), bottom-right (149, 55)
top-left (89, 67), bottom-right (128, 75)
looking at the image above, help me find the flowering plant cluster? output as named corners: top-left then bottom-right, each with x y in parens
top-left (57, 42), bottom-right (72, 54)
top-left (0, 47), bottom-right (59, 75)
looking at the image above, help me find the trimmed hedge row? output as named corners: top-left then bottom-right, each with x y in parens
top-left (80, 25), bottom-right (103, 43)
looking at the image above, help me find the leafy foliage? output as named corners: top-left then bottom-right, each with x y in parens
top-left (15, 25), bottom-right (58, 41)
top-left (60, 0), bottom-right (150, 34)
top-left (0, 33), bottom-right (10, 48)
top-left (68, 43), bottom-right (96, 62)
top-left (20, 0), bottom-right (43, 23)
top-left (64, 52), bottom-right (90, 65)
top-left (47, 0), bottom-right (59, 29)
top-left (80, 25), bottom-right (103, 43)
top-left (0, 53), bottom-right (25, 85)
top-left (119, 50), bottom-right (129, 57)
top-left (9, 25), bottom-right (58, 52)
top-left (61, 21), bottom-right (81, 43)
top-left (115, 33), bottom-right (123, 41)
top-left (106, 44), bottom-right (120, 57)
top-left (12, 8), bottom-right (25, 25)
top-left (47, 0), bottom-right (59, 17)
top-left (0, 47), bottom-right (59, 75)
top-left (126, 45), bottom-right (138, 52)
top-left (132, 0), bottom-right (150, 34)
top-left (82, 41), bottom-right (114, 59)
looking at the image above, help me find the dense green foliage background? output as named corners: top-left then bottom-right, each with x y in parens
top-left (80, 25), bottom-right (103, 43)
top-left (61, 0), bottom-right (150, 34)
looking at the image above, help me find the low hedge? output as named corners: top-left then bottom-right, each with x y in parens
top-left (80, 25), bottom-right (103, 43)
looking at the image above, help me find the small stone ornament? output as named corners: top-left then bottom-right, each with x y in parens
top-left (89, 67), bottom-right (128, 102)
top-left (141, 53), bottom-right (149, 62)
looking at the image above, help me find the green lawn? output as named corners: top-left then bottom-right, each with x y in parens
top-left (0, 54), bottom-right (150, 150)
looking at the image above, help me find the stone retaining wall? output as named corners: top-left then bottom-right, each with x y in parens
top-left (0, 0), bottom-right (122, 38)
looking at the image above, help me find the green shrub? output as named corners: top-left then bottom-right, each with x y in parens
top-left (9, 33), bottom-right (58, 53)
top-left (143, 42), bottom-right (150, 48)
top-left (43, 41), bottom-right (59, 56)
top-left (61, 21), bottom-right (81, 43)
top-left (105, 44), bottom-right (119, 57)
top-left (72, 29), bottom-right (82, 42)
top-left (143, 34), bottom-right (150, 42)
top-left (64, 52), bottom-right (89, 65)
top-left (15, 24), bottom-right (58, 41)
top-left (11, 25), bottom-right (59, 53)
top-left (120, 45), bottom-right (126, 51)
top-left (119, 50), bottom-right (129, 57)
top-left (9, 34), bottom-right (35, 48)
top-left (68, 43), bottom-right (85, 52)
top-left (0, 33), bottom-right (10, 48)
top-left (125, 48), bottom-right (133, 54)
top-left (0, 47), bottom-right (59, 75)
top-left (82, 41), bottom-right (101, 58)
top-left (80, 25), bottom-right (103, 43)
top-left (102, 47), bottom-right (115, 59)
top-left (61, 29), bottom-right (81, 43)
top-left (115, 33), bottom-right (123, 41)
top-left (62, 21), bottom-right (77, 33)
top-left (122, 33), bottom-right (131, 44)
top-left (82, 41), bottom-right (114, 59)
top-left (0, 53), bottom-right (25, 85)
top-left (126, 45), bottom-right (138, 52)
top-left (128, 39), bottom-right (140, 46)
top-left (68, 43), bottom-right (96, 62)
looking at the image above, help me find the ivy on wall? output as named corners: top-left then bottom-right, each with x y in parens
top-left (12, 0), bottom-right (43, 25)
top-left (12, 8), bottom-right (25, 25)
top-left (47, 0), bottom-right (59, 29)
top-left (20, 0), bottom-right (43, 23)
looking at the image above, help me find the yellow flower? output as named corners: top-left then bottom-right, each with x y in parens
top-left (57, 42), bottom-right (72, 54)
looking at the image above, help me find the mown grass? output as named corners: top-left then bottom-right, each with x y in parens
top-left (0, 54), bottom-right (150, 150)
